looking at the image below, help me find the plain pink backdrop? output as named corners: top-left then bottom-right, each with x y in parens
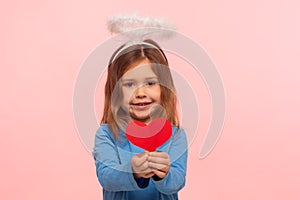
top-left (1, 0), bottom-right (300, 199)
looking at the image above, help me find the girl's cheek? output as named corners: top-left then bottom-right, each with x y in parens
top-left (152, 87), bottom-right (161, 101)
top-left (122, 89), bottom-right (131, 103)
top-left (129, 107), bottom-right (133, 114)
top-left (123, 97), bottom-right (131, 108)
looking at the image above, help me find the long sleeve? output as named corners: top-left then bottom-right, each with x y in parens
top-left (152, 128), bottom-right (188, 195)
top-left (93, 125), bottom-right (141, 192)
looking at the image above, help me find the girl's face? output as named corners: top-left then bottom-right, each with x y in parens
top-left (121, 59), bottom-right (161, 124)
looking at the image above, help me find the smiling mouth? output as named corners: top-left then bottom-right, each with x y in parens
top-left (130, 102), bottom-right (152, 106)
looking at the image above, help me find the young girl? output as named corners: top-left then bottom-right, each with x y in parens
top-left (93, 39), bottom-right (188, 200)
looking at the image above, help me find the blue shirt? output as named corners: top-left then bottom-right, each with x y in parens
top-left (93, 124), bottom-right (188, 200)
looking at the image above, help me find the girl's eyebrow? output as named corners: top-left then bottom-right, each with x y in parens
top-left (121, 78), bottom-right (135, 82)
top-left (145, 77), bottom-right (158, 80)
top-left (122, 76), bottom-right (158, 81)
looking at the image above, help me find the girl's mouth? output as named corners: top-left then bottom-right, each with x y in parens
top-left (130, 102), bottom-right (152, 110)
top-left (131, 102), bottom-right (152, 106)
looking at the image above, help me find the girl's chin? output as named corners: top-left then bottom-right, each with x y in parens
top-left (129, 112), bottom-right (151, 123)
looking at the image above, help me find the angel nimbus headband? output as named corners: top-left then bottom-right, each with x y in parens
top-left (111, 41), bottom-right (167, 62)
top-left (107, 14), bottom-right (176, 62)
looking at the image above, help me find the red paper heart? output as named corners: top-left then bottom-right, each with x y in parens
top-left (125, 118), bottom-right (172, 151)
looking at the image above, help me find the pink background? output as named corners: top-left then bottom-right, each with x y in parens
top-left (1, 0), bottom-right (300, 199)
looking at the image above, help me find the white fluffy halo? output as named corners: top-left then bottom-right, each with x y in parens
top-left (107, 13), bottom-right (176, 40)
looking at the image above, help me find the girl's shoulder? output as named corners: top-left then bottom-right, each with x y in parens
top-left (171, 126), bottom-right (187, 140)
top-left (96, 124), bottom-right (126, 141)
top-left (95, 124), bottom-right (114, 139)
top-left (97, 123), bottom-right (110, 132)
top-left (170, 127), bottom-right (188, 152)
top-left (171, 125), bottom-right (185, 133)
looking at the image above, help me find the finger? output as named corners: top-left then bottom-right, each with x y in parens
top-left (153, 169), bottom-right (167, 179)
top-left (148, 156), bottom-right (170, 165)
top-left (148, 162), bottom-right (168, 172)
top-left (149, 151), bottom-right (169, 159)
top-left (134, 168), bottom-right (152, 175)
top-left (133, 152), bottom-right (149, 167)
top-left (138, 161), bottom-right (151, 172)
top-left (143, 172), bottom-right (155, 178)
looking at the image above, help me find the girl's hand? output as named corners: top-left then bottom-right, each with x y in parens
top-left (148, 151), bottom-right (170, 179)
top-left (131, 152), bottom-right (155, 179)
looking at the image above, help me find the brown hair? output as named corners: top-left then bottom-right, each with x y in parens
top-left (101, 39), bottom-right (179, 138)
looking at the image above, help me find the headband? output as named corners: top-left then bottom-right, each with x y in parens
top-left (111, 40), bottom-right (165, 62)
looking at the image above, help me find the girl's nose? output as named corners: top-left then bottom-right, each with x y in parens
top-left (135, 86), bottom-right (146, 98)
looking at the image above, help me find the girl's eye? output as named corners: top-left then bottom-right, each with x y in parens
top-left (146, 81), bottom-right (157, 86)
top-left (123, 82), bottom-right (135, 88)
